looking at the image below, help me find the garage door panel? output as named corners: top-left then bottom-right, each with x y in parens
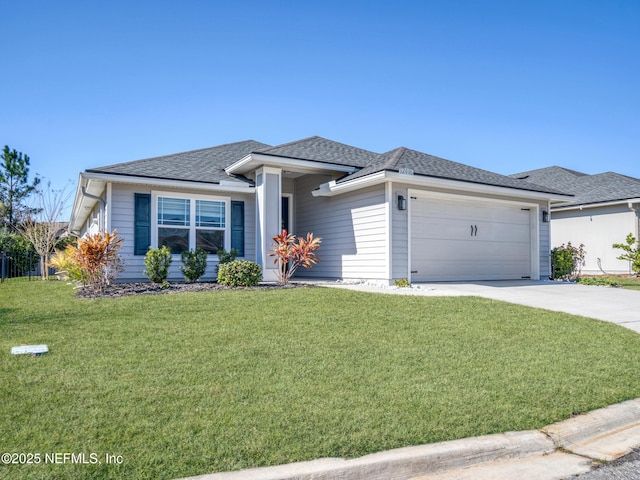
top-left (475, 222), bottom-right (530, 243)
top-left (410, 196), bottom-right (532, 282)
top-left (414, 260), bottom-right (529, 281)
top-left (412, 239), bottom-right (529, 262)
top-left (411, 219), bottom-right (478, 241)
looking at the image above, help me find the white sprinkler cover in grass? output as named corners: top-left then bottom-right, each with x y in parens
top-left (11, 345), bottom-right (49, 355)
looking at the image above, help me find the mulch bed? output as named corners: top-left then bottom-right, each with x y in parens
top-left (76, 282), bottom-right (312, 299)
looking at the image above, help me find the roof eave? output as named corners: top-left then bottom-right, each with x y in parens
top-left (69, 171), bottom-right (255, 234)
top-left (69, 173), bottom-right (107, 234)
top-left (225, 153), bottom-right (360, 175)
top-left (81, 171), bottom-right (254, 192)
top-left (552, 197), bottom-right (640, 212)
top-left (313, 170), bottom-right (574, 201)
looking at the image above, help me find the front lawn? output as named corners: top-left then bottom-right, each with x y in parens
top-left (2, 280), bottom-right (640, 480)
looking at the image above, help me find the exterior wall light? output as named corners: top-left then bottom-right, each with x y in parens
top-left (398, 195), bottom-right (407, 211)
top-left (542, 210), bottom-right (549, 223)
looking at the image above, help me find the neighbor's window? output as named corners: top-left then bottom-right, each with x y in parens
top-left (157, 196), bottom-right (226, 254)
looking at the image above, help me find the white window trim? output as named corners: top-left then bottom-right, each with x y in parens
top-left (151, 191), bottom-right (231, 255)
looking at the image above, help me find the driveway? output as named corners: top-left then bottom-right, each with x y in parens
top-left (326, 280), bottom-right (640, 334)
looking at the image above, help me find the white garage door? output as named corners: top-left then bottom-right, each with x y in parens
top-left (410, 195), bottom-right (532, 282)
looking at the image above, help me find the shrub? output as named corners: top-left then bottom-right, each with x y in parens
top-left (217, 260), bottom-right (262, 287)
top-left (0, 228), bottom-right (33, 254)
top-left (144, 246), bottom-right (172, 283)
top-left (48, 246), bottom-right (84, 282)
top-left (0, 228), bottom-right (39, 274)
top-left (70, 230), bottom-right (124, 291)
top-left (216, 248), bottom-right (238, 275)
top-left (180, 248), bottom-right (208, 283)
top-left (613, 233), bottom-right (640, 275)
top-left (270, 230), bottom-right (321, 284)
top-left (395, 278), bottom-right (411, 288)
top-left (550, 242), bottom-right (586, 280)
top-left (576, 276), bottom-right (620, 287)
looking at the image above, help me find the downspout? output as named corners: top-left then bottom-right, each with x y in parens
top-left (629, 202), bottom-right (639, 239)
top-left (82, 187), bottom-right (106, 207)
top-left (69, 188), bottom-right (107, 237)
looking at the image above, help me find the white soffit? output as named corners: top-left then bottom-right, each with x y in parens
top-left (225, 153), bottom-right (358, 176)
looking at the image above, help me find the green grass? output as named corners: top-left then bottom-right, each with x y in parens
top-left (578, 275), bottom-right (640, 290)
top-left (2, 280), bottom-right (640, 480)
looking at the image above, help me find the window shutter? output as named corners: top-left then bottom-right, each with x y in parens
top-left (231, 200), bottom-right (244, 257)
top-left (134, 193), bottom-right (151, 255)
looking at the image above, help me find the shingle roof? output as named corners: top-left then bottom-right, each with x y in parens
top-left (340, 147), bottom-right (566, 194)
top-left (87, 140), bottom-right (272, 184)
top-left (255, 136), bottom-right (379, 167)
top-left (510, 166), bottom-right (640, 206)
top-left (85, 137), bottom-right (567, 195)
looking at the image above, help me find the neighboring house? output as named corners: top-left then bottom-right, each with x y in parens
top-left (511, 166), bottom-right (640, 275)
top-left (70, 137), bottom-right (570, 284)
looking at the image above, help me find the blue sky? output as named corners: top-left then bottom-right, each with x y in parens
top-left (2, 0), bottom-right (639, 210)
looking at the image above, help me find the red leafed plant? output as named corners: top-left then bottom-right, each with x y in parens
top-left (270, 229), bottom-right (321, 284)
top-left (70, 230), bottom-right (124, 292)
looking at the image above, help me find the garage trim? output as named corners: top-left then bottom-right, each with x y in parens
top-left (407, 189), bottom-right (541, 282)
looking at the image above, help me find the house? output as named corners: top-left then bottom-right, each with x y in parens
top-left (511, 166), bottom-right (640, 275)
top-left (69, 137), bottom-right (571, 283)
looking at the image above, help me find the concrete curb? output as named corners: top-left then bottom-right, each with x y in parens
top-left (179, 399), bottom-right (640, 480)
top-left (543, 398), bottom-right (640, 461)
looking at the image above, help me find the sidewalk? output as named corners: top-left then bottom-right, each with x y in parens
top-left (179, 399), bottom-right (640, 480)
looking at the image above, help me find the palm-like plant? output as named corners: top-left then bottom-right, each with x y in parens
top-left (69, 230), bottom-right (124, 291)
top-left (270, 229), bottom-right (321, 284)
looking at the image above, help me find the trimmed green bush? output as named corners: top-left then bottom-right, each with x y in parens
top-left (217, 260), bottom-right (262, 287)
top-left (180, 248), bottom-right (208, 282)
top-left (144, 246), bottom-right (172, 283)
top-left (216, 248), bottom-right (238, 275)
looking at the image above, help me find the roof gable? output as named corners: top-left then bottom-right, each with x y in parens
top-left (255, 136), bottom-right (379, 167)
top-left (339, 147), bottom-right (566, 194)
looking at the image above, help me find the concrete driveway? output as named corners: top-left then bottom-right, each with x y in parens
top-left (326, 280), bottom-right (640, 334)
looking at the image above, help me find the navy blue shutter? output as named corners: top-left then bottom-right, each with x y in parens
top-left (230, 201), bottom-right (244, 257)
top-left (134, 193), bottom-right (151, 255)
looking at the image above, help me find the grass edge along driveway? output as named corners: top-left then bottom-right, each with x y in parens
top-left (2, 280), bottom-right (640, 480)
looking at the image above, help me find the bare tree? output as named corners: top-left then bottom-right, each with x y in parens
top-left (20, 180), bottom-right (73, 279)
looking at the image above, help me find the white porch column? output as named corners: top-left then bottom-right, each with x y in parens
top-left (255, 166), bottom-right (282, 281)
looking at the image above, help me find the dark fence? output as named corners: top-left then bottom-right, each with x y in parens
top-left (0, 251), bottom-right (43, 282)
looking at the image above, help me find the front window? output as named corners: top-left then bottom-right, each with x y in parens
top-left (156, 195), bottom-right (227, 254)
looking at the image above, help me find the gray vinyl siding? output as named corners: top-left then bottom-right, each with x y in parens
top-left (391, 185), bottom-right (409, 280)
top-left (539, 206), bottom-right (551, 279)
top-left (110, 183), bottom-right (255, 282)
top-left (78, 193), bottom-right (106, 236)
top-left (110, 184), bottom-right (148, 281)
top-left (294, 175), bottom-right (388, 280)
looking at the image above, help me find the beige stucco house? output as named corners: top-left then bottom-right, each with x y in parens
top-left (512, 166), bottom-right (640, 275)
